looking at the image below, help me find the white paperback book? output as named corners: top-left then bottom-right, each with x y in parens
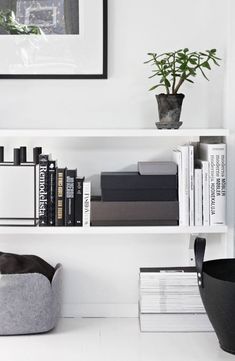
top-left (199, 143), bottom-right (226, 225)
top-left (177, 145), bottom-right (189, 226)
top-left (197, 160), bottom-right (210, 226)
top-left (82, 182), bottom-right (91, 228)
top-left (189, 145), bottom-right (195, 226)
top-left (194, 168), bottom-right (203, 226)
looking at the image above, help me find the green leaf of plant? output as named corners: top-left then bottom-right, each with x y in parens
top-left (189, 59), bottom-right (197, 65)
top-left (149, 84), bottom-right (164, 91)
top-left (211, 58), bottom-right (220, 66)
top-left (199, 67), bottom-right (209, 80)
top-left (149, 73), bottom-right (159, 79)
top-left (164, 79), bottom-right (171, 87)
top-left (201, 61), bottom-right (211, 70)
top-left (186, 78), bottom-right (194, 83)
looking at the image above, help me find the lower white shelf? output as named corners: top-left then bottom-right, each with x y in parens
top-left (0, 225), bottom-right (228, 235)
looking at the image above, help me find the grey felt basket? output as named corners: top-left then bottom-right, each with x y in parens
top-left (0, 264), bottom-right (62, 335)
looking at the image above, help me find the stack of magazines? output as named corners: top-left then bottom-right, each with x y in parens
top-left (139, 267), bottom-right (213, 332)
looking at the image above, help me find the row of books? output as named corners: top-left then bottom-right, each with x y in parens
top-left (173, 140), bottom-right (226, 226)
top-left (39, 154), bottom-right (91, 227)
top-left (139, 267), bottom-right (213, 332)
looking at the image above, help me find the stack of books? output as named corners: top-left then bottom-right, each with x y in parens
top-left (39, 154), bottom-right (91, 227)
top-left (91, 163), bottom-right (179, 226)
top-left (139, 268), bottom-right (213, 332)
top-left (173, 139), bottom-right (226, 226)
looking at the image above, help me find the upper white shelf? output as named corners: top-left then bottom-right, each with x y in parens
top-left (0, 225), bottom-right (228, 235)
top-left (0, 128), bottom-right (229, 138)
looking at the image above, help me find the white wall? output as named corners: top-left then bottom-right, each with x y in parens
top-left (0, 0), bottom-right (231, 317)
top-left (0, 0), bottom-right (229, 130)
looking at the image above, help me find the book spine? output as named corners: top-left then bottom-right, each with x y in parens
top-left (172, 150), bottom-right (183, 226)
top-left (194, 169), bottom-right (202, 226)
top-left (189, 145), bottom-right (194, 226)
top-left (48, 161), bottom-right (56, 226)
top-left (65, 170), bottom-right (76, 226)
top-left (202, 161), bottom-right (210, 226)
top-left (75, 178), bottom-right (84, 227)
top-left (82, 182), bottom-right (91, 228)
top-left (213, 147), bottom-right (226, 225)
top-left (200, 144), bottom-right (227, 225)
top-left (178, 146), bottom-right (189, 226)
top-left (39, 154), bottom-right (49, 226)
top-left (56, 168), bottom-right (65, 226)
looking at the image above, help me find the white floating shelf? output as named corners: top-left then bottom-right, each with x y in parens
top-left (0, 128), bottom-right (229, 138)
top-left (0, 225), bottom-right (228, 235)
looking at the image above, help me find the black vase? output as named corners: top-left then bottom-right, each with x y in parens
top-left (195, 238), bottom-right (235, 354)
top-left (156, 93), bottom-right (185, 129)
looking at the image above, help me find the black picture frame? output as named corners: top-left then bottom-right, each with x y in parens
top-left (0, 0), bottom-right (108, 79)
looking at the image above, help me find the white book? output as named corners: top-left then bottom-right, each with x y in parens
top-left (172, 150), bottom-right (183, 225)
top-left (197, 160), bottom-right (210, 226)
top-left (189, 145), bottom-right (195, 226)
top-left (82, 182), bottom-right (91, 228)
top-left (199, 143), bottom-right (226, 225)
top-left (194, 169), bottom-right (203, 226)
top-left (177, 145), bottom-right (189, 226)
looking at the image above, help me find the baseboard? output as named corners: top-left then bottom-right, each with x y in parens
top-left (62, 303), bottom-right (138, 318)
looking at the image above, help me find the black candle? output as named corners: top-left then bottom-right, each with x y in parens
top-left (13, 148), bottom-right (20, 166)
top-left (0, 146), bottom-right (4, 163)
top-left (33, 147), bottom-right (42, 164)
top-left (20, 146), bottom-right (27, 163)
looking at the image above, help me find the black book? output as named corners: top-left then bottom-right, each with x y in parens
top-left (55, 168), bottom-right (66, 227)
top-left (75, 177), bottom-right (84, 227)
top-left (39, 154), bottom-right (49, 226)
top-left (65, 169), bottom-right (77, 226)
top-left (102, 189), bottom-right (178, 202)
top-left (48, 161), bottom-right (57, 226)
top-left (101, 172), bottom-right (178, 190)
top-left (140, 267), bottom-right (196, 273)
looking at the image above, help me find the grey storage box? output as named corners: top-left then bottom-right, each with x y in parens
top-left (0, 264), bottom-right (62, 335)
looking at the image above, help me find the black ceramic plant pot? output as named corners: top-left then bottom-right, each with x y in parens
top-left (195, 238), bottom-right (235, 355)
top-left (156, 93), bottom-right (185, 129)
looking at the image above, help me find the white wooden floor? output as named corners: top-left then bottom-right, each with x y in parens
top-left (1, 318), bottom-right (234, 361)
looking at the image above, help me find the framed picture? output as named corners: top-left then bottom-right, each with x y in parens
top-left (0, 0), bottom-right (108, 79)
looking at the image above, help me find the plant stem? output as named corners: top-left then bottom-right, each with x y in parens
top-left (153, 55), bottom-right (169, 94)
top-left (172, 53), bottom-right (176, 94)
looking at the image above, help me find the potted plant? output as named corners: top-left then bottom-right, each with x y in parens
top-left (145, 49), bottom-right (221, 129)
